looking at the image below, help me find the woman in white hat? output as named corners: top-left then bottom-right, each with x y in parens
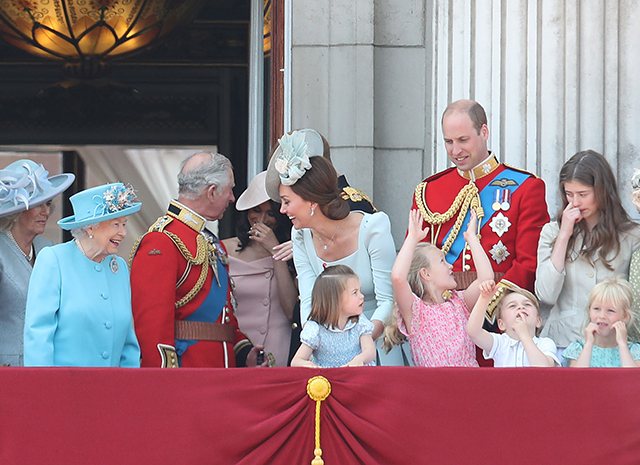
top-left (23, 183), bottom-right (141, 367)
top-left (222, 171), bottom-right (297, 366)
top-left (0, 159), bottom-right (74, 366)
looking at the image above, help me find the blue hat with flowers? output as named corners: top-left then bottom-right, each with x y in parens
top-left (0, 159), bottom-right (75, 218)
top-left (265, 128), bottom-right (325, 202)
top-left (57, 182), bottom-right (141, 230)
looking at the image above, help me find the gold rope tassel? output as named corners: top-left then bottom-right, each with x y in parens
top-left (307, 376), bottom-right (332, 465)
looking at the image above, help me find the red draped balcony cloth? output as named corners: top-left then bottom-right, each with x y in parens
top-left (0, 367), bottom-right (638, 464)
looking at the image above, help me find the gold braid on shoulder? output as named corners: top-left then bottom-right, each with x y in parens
top-left (414, 180), bottom-right (484, 254)
top-left (128, 216), bottom-right (217, 309)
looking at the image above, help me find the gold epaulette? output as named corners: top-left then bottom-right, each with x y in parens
top-left (128, 215), bottom-right (174, 269)
top-left (503, 163), bottom-right (539, 179)
top-left (414, 180), bottom-right (483, 254)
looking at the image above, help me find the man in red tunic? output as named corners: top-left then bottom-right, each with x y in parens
top-left (130, 152), bottom-right (263, 367)
top-left (411, 99), bottom-right (549, 325)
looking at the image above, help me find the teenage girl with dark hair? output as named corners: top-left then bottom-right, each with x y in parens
top-left (536, 150), bottom-right (640, 360)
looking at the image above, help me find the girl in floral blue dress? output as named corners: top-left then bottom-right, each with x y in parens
top-left (291, 265), bottom-right (376, 367)
top-left (564, 277), bottom-right (640, 367)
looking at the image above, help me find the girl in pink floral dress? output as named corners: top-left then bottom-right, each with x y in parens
top-left (384, 209), bottom-right (493, 367)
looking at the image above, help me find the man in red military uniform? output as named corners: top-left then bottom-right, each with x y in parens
top-left (411, 99), bottom-right (549, 325)
top-left (130, 152), bottom-right (264, 367)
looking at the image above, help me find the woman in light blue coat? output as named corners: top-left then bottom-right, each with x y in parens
top-left (24, 183), bottom-right (142, 367)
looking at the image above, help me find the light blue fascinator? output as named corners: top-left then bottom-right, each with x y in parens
top-left (265, 128), bottom-right (325, 202)
top-left (0, 159), bottom-right (75, 218)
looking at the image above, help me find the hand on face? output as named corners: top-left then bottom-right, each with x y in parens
top-left (407, 209), bottom-right (429, 241)
top-left (249, 222), bottom-right (279, 253)
top-left (584, 322), bottom-right (599, 344)
top-left (512, 312), bottom-right (530, 338)
top-left (560, 202), bottom-right (583, 235)
top-left (612, 320), bottom-right (628, 345)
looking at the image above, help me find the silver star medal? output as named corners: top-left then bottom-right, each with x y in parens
top-left (110, 255), bottom-right (119, 273)
top-left (489, 241), bottom-right (510, 264)
top-left (489, 212), bottom-right (511, 238)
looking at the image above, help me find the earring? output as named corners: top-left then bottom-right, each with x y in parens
top-left (310, 207), bottom-right (315, 217)
top-left (89, 234), bottom-right (93, 239)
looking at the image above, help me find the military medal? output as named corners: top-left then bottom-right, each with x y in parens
top-left (110, 255), bottom-right (119, 273)
top-left (489, 212), bottom-right (511, 237)
top-left (500, 189), bottom-right (511, 211)
top-left (492, 189), bottom-right (501, 211)
top-left (489, 241), bottom-right (510, 264)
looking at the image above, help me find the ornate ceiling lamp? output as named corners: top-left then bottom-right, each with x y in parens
top-left (0, 0), bottom-right (204, 79)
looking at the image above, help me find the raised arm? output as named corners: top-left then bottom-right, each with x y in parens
top-left (462, 209), bottom-right (494, 309)
top-left (466, 280), bottom-right (497, 352)
top-left (392, 209), bottom-right (428, 331)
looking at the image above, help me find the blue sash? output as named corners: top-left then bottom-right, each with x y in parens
top-left (175, 255), bottom-right (229, 361)
top-left (444, 168), bottom-right (531, 264)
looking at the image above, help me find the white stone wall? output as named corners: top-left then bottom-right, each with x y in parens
top-left (291, 0), bottom-right (640, 247)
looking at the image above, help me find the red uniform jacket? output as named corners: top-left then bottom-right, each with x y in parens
top-left (412, 158), bottom-right (549, 294)
top-left (130, 203), bottom-right (250, 367)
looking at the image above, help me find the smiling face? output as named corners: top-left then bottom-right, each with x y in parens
top-left (589, 299), bottom-right (629, 337)
top-left (423, 247), bottom-right (456, 295)
top-left (247, 201), bottom-right (278, 230)
top-left (16, 201), bottom-right (52, 237)
top-left (279, 184), bottom-right (314, 229)
top-left (340, 276), bottom-right (364, 320)
top-left (89, 217), bottom-right (127, 260)
top-left (563, 180), bottom-right (599, 228)
top-left (497, 292), bottom-right (541, 339)
top-left (442, 111), bottom-right (490, 172)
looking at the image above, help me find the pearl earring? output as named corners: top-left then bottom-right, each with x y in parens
top-left (89, 234), bottom-right (93, 239)
top-left (310, 207), bottom-right (315, 217)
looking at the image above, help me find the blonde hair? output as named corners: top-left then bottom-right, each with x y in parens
top-left (382, 243), bottom-right (439, 352)
top-left (407, 243), bottom-right (439, 301)
top-left (310, 265), bottom-right (359, 329)
top-left (586, 276), bottom-right (638, 341)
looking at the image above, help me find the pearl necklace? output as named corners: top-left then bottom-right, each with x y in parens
top-left (5, 230), bottom-right (33, 261)
top-left (316, 225), bottom-right (340, 250)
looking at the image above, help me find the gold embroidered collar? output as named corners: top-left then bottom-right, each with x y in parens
top-left (167, 200), bottom-right (206, 233)
top-left (458, 154), bottom-right (500, 181)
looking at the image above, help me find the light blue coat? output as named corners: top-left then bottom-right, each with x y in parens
top-left (24, 241), bottom-right (140, 367)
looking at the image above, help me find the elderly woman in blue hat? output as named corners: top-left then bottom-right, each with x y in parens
top-left (24, 183), bottom-right (142, 367)
top-left (0, 159), bottom-right (74, 366)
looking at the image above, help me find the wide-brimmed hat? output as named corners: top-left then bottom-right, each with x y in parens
top-left (265, 129), bottom-right (325, 202)
top-left (0, 159), bottom-right (75, 218)
top-left (236, 171), bottom-right (270, 211)
top-left (58, 182), bottom-right (141, 230)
